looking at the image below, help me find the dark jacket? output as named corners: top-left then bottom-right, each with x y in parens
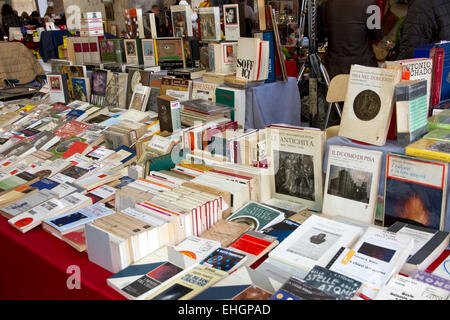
top-left (324, 0), bottom-right (384, 80)
top-left (397, 0), bottom-right (450, 60)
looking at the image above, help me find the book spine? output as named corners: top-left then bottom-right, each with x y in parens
top-left (431, 48), bottom-right (444, 107)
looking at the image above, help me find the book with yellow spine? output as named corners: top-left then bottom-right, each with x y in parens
top-left (405, 138), bottom-right (450, 162)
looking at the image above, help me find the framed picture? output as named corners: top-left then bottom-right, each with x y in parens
top-left (104, 2), bottom-right (115, 21)
top-left (109, 24), bottom-right (118, 37)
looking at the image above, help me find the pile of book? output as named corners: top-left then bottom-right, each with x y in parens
top-left (2, 2), bottom-right (450, 300)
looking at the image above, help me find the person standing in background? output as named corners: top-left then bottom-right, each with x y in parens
top-left (43, 6), bottom-right (55, 24)
top-left (324, 0), bottom-right (384, 80)
top-left (1, 4), bottom-right (22, 39)
top-left (397, 0), bottom-right (450, 60)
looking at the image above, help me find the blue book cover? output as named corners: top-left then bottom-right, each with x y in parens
top-left (255, 31), bottom-right (276, 83)
top-left (72, 77), bottom-right (89, 102)
top-left (66, 109), bottom-right (85, 121)
top-left (30, 178), bottom-right (60, 190)
top-left (114, 145), bottom-right (137, 164)
top-left (414, 42), bottom-right (450, 103)
top-left (262, 219), bottom-right (300, 243)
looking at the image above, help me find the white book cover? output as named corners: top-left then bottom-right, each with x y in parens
top-left (268, 214), bottom-right (364, 272)
top-left (323, 146), bottom-right (382, 224)
top-left (173, 236), bottom-right (221, 262)
top-left (220, 42), bottom-right (237, 74)
top-left (44, 203), bottom-right (114, 234)
top-left (236, 37), bottom-right (261, 81)
top-left (267, 126), bottom-right (326, 211)
top-left (386, 58), bottom-right (433, 115)
top-left (192, 82), bottom-right (217, 102)
top-left (8, 192), bottom-right (91, 233)
top-left (0, 189), bottom-right (58, 217)
top-left (129, 85), bottom-right (151, 112)
top-left (171, 5), bottom-right (193, 37)
top-left (374, 273), bottom-right (449, 300)
top-left (223, 4), bottom-right (240, 41)
top-left (352, 227), bottom-right (415, 273)
top-left (338, 65), bottom-right (402, 146)
top-left (198, 7), bottom-right (221, 42)
top-left (26, 158), bottom-right (71, 178)
top-left (142, 39), bottom-right (156, 67)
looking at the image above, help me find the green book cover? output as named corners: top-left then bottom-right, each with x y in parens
top-left (50, 136), bottom-right (86, 157)
top-left (427, 109), bottom-right (450, 131)
top-left (215, 88), bottom-right (235, 121)
top-left (226, 201), bottom-right (284, 231)
top-left (424, 128), bottom-right (450, 142)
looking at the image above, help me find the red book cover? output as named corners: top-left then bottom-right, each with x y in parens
top-left (424, 249), bottom-right (449, 274)
top-left (230, 233), bottom-right (272, 256)
top-left (53, 120), bottom-right (92, 139)
top-left (63, 229), bottom-right (86, 246)
top-left (61, 141), bottom-right (90, 158)
top-left (431, 48), bottom-right (444, 107)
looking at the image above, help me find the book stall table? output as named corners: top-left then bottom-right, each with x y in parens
top-left (0, 216), bottom-right (125, 300)
top-left (244, 77), bottom-right (301, 129)
top-left (323, 135), bottom-right (450, 229)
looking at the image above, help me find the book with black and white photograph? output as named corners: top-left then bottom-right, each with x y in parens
top-left (323, 145), bottom-right (382, 224)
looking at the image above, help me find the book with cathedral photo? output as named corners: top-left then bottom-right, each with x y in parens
top-left (323, 145), bottom-right (382, 224)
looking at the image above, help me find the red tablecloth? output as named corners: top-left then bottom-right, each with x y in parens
top-left (0, 216), bottom-right (126, 300)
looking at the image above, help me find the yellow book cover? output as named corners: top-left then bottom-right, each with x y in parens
top-left (405, 138), bottom-right (450, 162)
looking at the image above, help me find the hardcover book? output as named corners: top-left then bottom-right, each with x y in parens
top-left (323, 145), bottom-right (382, 224)
top-left (338, 65), bottom-right (402, 146)
top-left (384, 153), bottom-right (448, 230)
